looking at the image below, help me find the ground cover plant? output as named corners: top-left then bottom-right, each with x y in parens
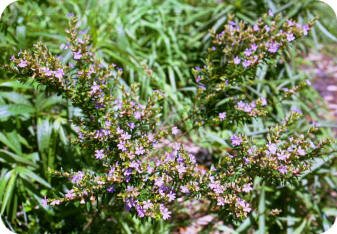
top-left (1, 0), bottom-right (337, 233)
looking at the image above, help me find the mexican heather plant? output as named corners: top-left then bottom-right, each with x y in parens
top-left (193, 13), bottom-right (312, 127)
top-left (6, 14), bottom-right (332, 221)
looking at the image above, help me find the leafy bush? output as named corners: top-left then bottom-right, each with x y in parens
top-left (6, 12), bottom-right (333, 229)
top-left (1, 0), bottom-right (337, 233)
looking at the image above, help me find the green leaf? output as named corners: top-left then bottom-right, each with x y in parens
top-left (0, 132), bottom-right (22, 155)
top-left (0, 149), bottom-right (36, 166)
top-left (37, 118), bottom-right (52, 153)
top-left (17, 167), bottom-right (51, 188)
top-left (0, 170), bottom-right (16, 215)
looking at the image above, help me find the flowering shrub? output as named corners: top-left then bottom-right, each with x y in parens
top-left (193, 13), bottom-right (312, 127)
top-left (7, 14), bottom-right (332, 221)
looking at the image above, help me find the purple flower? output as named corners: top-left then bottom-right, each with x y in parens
top-left (128, 122), bottom-right (135, 129)
top-left (155, 177), bottom-right (164, 187)
top-left (107, 186), bottom-right (115, 193)
top-left (147, 133), bottom-right (155, 142)
top-left (260, 97), bottom-right (267, 106)
top-left (237, 101), bottom-right (245, 109)
top-left (195, 75), bottom-right (201, 83)
top-left (229, 21), bottom-right (236, 26)
top-left (242, 183), bottom-right (253, 193)
top-left (130, 161), bottom-right (140, 170)
top-left (71, 171), bottom-right (84, 184)
top-left (135, 146), bottom-right (145, 155)
top-left (211, 46), bottom-right (216, 51)
top-left (264, 25), bottom-right (270, 32)
top-left (54, 68), bottom-right (64, 79)
top-left (244, 48), bottom-right (252, 57)
top-left (121, 132), bottom-right (131, 140)
top-left (66, 12), bottom-right (74, 18)
top-left (90, 83), bottom-right (101, 96)
top-left (216, 197), bottom-right (225, 206)
top-left (126, 185), bottom-right (135, 193)
top-left (231, 135), bottom-right (242, 146)
top-left (136, 205), bottom-right (145, 217)
top-left (242, 60), bottom-right (251, 68)
top-left (268, 9), bottom-right (274, 17)
top-left (250, 44), bottom-right (258, 52)
top-left (291, 106), bottom-right (302, 114)
top-left (267, 143), bottom-right (277, 155)
top-left (277, 151), bottom-right (289, 161)
top-left (253, 24), bottom-right (260, 31)
top-left (73, 51), bottom-right (82, 60)
top-left (41, 197), bottom-right (48, 207)
top-left (237, 198), bottom-right (252, 213)
top-left (134, 111), bottom-right (142, 120)
top-left (65, 190), bottom-right (75, 200)
top-left (77, 38), bottom-right (85, 44)
top-left (171, 126), bottom-right (180, 135)
top-left (297, 147), bottom-right (306, 156)
top-left (302, 24), bottom-right (310, 36)
top-left (287, 33), bottom-right (295, 42)
top-left (243, 104), bottom-right (253, 113)
top-left (268, 42), bottom-right (280, 53)
top-left (167, 191), bottom-right (176, 202)
top-left (177, 164), bottom-right (186, 175)
top-left (219, 112), bottom-right (226, 120)
top-left (248, 147), bottom-right (255, 156)
top-left (233, 56), bottom-right (241, 65)
top-left (41, 67), bottom-right (53, 76)
top-left (180, 185), bottom-right (189, 194)
top-left (195, 66), bottom-right (201, 71)
top-left (143, 200), bottom-right (153, 210)
top-left (278, 165), bottom-right (288, 174)
top-left (287, 20), bottom-right (295, 27)
top-left (117, 141), bottom-right (127, 152)
top-left (209, 181), bottom-right (224, 194)
top-left (125, 198), bottom-right (135, 211)
top-left (160, 205), bottom-right (171, 220)
top-left (95, 149), bottom-right (105, 159)
top-left (18, 60), bottom-right (28, 68)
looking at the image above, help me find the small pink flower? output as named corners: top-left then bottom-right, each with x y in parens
top-left (219, 112), bottom-right (226, 120)
top-left (287, 33), bottom-right (295, 42)
top-left (18, 60), bottom-right (28, 68)
top-left (231, 135), bottom-right (242, 146)
top-left (180, 185), bottom-right (189, 194)
top-left (302, 24), bottom-right (310, 36)
top-left (65, 190), bottom-right (75, 200)
top-left (297, 147), bottom-right (306, 156)
top-left (73, 51), bottom-right (82, 60)
top-left (54, 68), bottom-right (64, 79)
top-left (160, 205), bottom-right (171, 220)
top-left (134, 111), bottom-right (142, 120)
top-left (268, 42), bottom-right (280, 53)
top-left (95, 149), bottom-right (105, 159)
top-left (242, 183), bottom-right (253, 193)
top-left (217, 197), bottom-right (226, 206)
top-left (41, 197), bottom-right (48, 207)
top-left (278, 165), bottom-right (288, 174)
top-left (242, 60), bottom-right (251, 68)
top-left (171, 126), bottom-right (180, 135)
top-left (233, 56), bottom-right (241, 64)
